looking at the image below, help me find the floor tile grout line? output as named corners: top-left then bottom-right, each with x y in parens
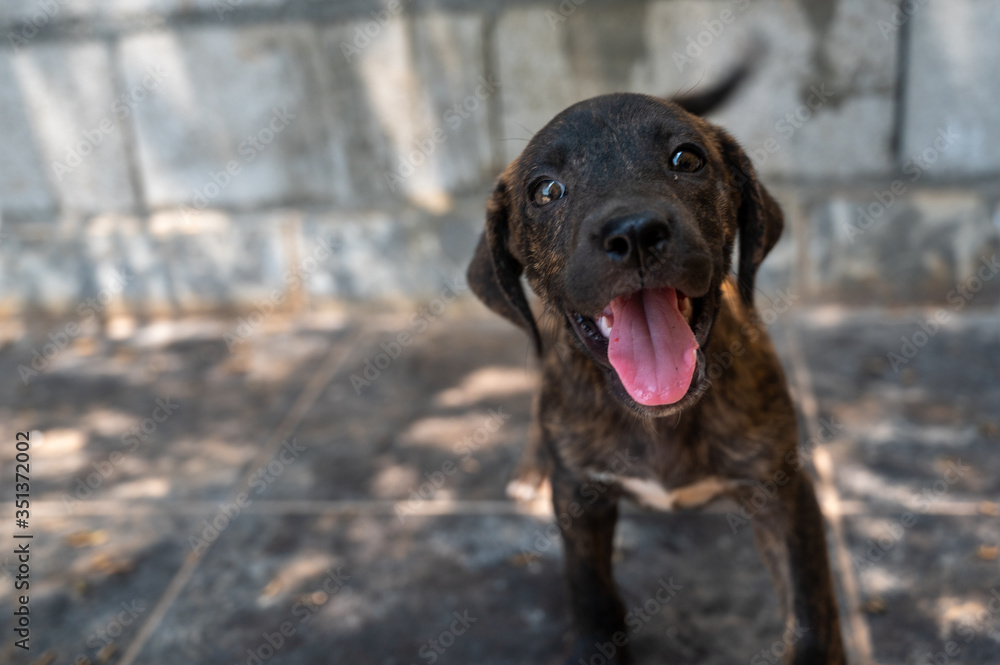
top-left (115, 326), bottom-right (368, 665)
top-left (30, 498), bottom-right (993, 518)
top-left (784, 323), bottom-right (875, 665)
top-left (230, 328), bottom-right (373, 497)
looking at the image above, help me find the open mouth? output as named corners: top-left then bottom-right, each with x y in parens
top-left (570, 287), bottom-right (707, 408)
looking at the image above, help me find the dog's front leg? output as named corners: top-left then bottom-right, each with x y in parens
top-left (551, 469), bottom-right (630, 665)
top-left (748, 473), bottom-right (846, 665)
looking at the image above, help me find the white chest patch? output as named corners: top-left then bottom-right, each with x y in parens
top-left (617, 475), bottom-right (732, 512)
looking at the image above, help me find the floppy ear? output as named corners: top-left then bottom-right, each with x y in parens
top-left (466, 180), bottom-right (542, 354)
top-left (716, 131), bottom-right (784, 309)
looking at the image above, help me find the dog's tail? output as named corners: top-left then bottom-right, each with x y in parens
top-left (672, 40), bottom-right (765, 116)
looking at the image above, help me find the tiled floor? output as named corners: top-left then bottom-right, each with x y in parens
top-left (1, 302), bottom-right (998, 664)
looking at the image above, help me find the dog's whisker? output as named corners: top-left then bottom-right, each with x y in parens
top-left (676, 69), bottom-right (708, 99)
top-left (512, 121), bottom-right (537, 139)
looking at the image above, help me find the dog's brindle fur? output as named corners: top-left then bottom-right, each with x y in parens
top-left (467, 83), bottom-right (846, 664)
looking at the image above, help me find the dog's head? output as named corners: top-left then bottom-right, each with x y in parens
top-left (468, 92), bottom-right (783, 418)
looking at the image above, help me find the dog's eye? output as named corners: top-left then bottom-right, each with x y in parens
top-left (531, 179), bottom-right (566, 206)
top-left (669, 146), bottom-right (705, 173)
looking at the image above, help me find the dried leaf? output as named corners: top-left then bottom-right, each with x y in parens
top-left (976, 544), bottom-right (999, 561)
top-left (861, 596), bottom-right (887, 615)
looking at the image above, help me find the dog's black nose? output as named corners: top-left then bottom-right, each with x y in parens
top-left (599, 212), bottom-right (671, 267)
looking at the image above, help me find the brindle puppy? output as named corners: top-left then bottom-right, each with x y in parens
top-left (466, 76), bottom-right (846, 665)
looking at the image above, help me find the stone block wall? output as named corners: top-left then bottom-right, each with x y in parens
top-left (0, 0), bottom-right (997, 315)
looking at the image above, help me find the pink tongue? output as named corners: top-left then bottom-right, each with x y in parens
top-left (607, 288), bottom-right (699, 406)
